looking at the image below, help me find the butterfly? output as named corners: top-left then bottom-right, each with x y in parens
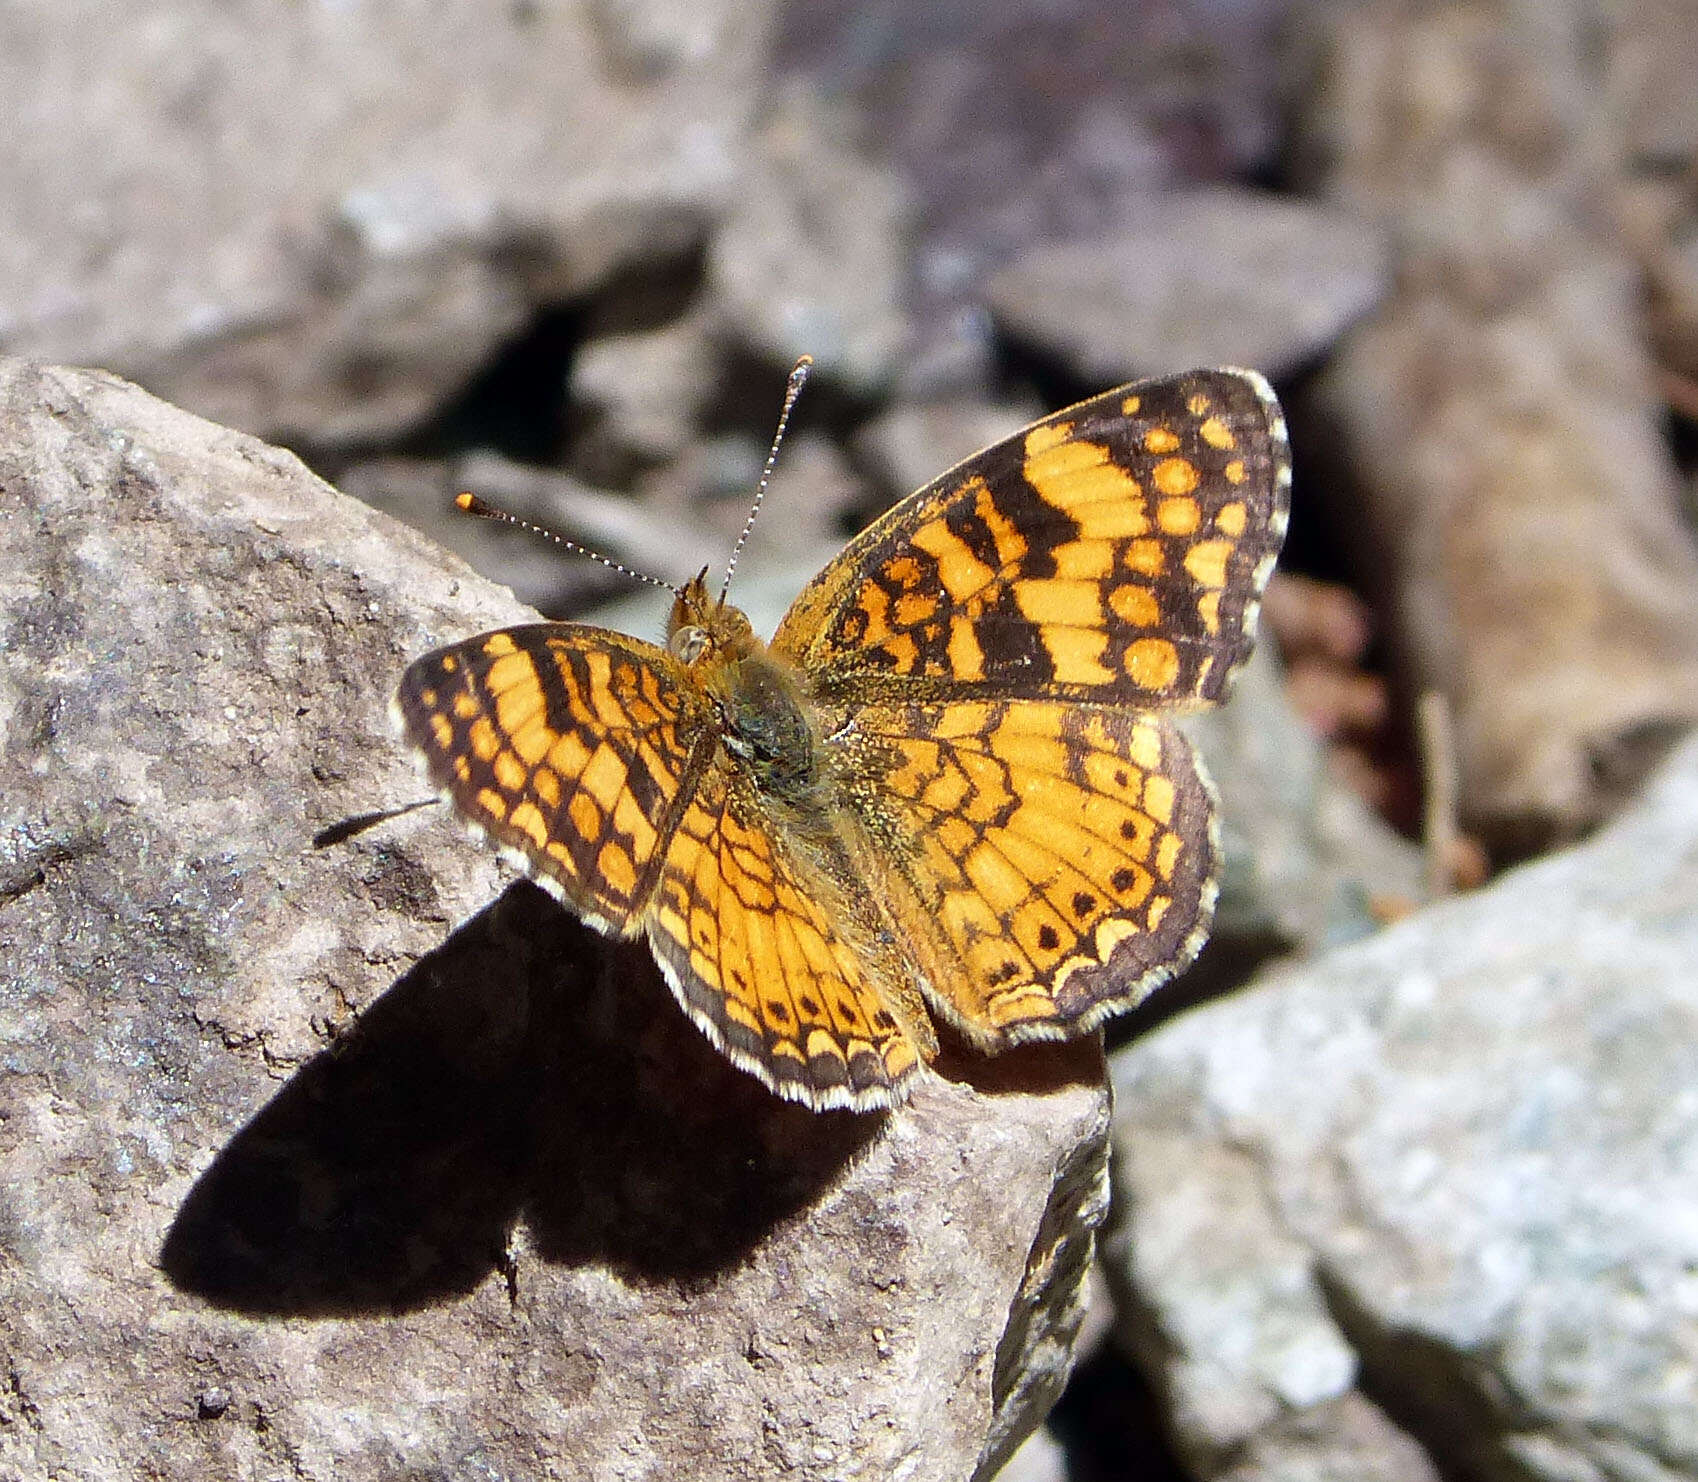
top-left (395, 368), bottom-right (1289, 1111)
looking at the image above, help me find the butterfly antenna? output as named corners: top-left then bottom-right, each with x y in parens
top-left (453, 493), bottom-right (678, 594)
top-left (719, 354), bottom-right (813, 605)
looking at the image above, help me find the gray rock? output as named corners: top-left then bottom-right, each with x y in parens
top-left (0, 1), bottom-right (776, 448)
top-left (1613, 0), bottom-right (1698, 168)
top-left (581, 425), bottom-right (869, 646)
top-left (852, 399), bottom-right (1044, 507)
top-left (984, 187), bottom-right (1389, 383)
top-left (1106, 729), bottom-right (1698, 1482)
top-left (989, 1424), bottom-right (1068, 1482)
top-left (1207, 1393), bottom-right (1443, 1482)
top-left (336, 455), bottom-right (637, 619)
top-left (570, 308), bottom-right (721, 471)
top-left (0, 359), bottom-right (1110, 1480)
top-left (709, 84), bottom-right (916, 393)
top-left (339, 450), bottom-right (728, 618)
top-left (1180, 640), bottom-right (1426, 984)
top-left (774, 2), bottom-right (1286, 313)
top-left (1300, 2), bottom-right (1698, 853)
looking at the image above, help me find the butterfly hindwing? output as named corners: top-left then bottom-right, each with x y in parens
top-left (643, 761), bottom-right (925, 1110)
top-left (835, 699), bottom-right (1217, 1045)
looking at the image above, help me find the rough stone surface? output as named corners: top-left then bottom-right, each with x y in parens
top-left (577, 425), bottom-right (872, 650)
top-left (1615, 0), bottom-right (1698, 168)
top-left (990, 1424), bottom-right (1068, 1482)
top-left (1106, 729), bottom-right (1698, 1482)
top-left (984, 186), bottom-right (1389, 382)
top-left (0, 360), bottom-right (1110, 1481)
top-left (1629, 4), bottom-right (1698, 404)
top-left (708, 84), bottom-right (916, 394)
top-left (570, 307), bottom-right (722, 473)
top-left (774, 0), bottom-right (1295, 348)
top-left (1300, 1), bottom-right (1698, 854)
top-left (1177, 640), bottom-right (1425, 996)
top-left (0, 0), bottom-right (775, 448)
top-left (852, 399), bottom-right (1044, 508)
top-left (340, 450), bottom-right (729, 620)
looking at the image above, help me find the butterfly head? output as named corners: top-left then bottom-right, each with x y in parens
top-left (667, 567), bottom-right (758, 667)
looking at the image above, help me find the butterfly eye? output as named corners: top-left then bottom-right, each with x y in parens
top-left (669, 625), bottom-right (712, 664)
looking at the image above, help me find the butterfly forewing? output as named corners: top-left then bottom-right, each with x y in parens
top-left (396, 624), bottom-right (928, 1108)
top-left (773, 368), bottom-right (1289, 709)
top-left (395, 625), bottom-right (715, 930)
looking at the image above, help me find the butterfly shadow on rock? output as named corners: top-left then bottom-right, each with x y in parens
top-left (160, 881), bottom-right (883, 1317)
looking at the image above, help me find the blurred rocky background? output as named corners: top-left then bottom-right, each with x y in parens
top-left (3, 0), bottom-right (1698, 1478)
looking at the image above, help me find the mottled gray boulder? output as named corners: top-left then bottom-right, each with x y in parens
top-left (1300, 2), bottom-right (1698, 854)
top-left (853, 400), bottom-right (1043, 506)
top-left (1179, 639), bottom-right (1425, 993)
top-left (0, 359), bottom-right (1108, 1481)
top-left (707, 84), bottom-right (916, 393)
top-left (0, 1), bottom-right (776, 448)
top-left (984, 187), bottom-right (1388, 383)
top-left (1107, 728), bottom-right (1698, 1482)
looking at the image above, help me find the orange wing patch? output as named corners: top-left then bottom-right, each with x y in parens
top-left (396, 624), bottom-right (711, 931)
top-left (644, 764), bottom-right (924, 1109)
top-left (840, 699), bottom-right (1217, 1044)
top-left (774, 368), bottom-right (1288, 709)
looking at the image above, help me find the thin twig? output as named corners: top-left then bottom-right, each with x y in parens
top-left (1416, 688), bottom-right (1459, 897)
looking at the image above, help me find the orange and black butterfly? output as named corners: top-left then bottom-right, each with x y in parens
top-left (396, 368), bottom-right (1289, 1110)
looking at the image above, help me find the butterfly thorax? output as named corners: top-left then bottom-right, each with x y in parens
top-left (668, 574), bottom-right (821, 805)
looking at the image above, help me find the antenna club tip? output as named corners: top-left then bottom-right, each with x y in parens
top-left (454, 491), bottom-right (480, 513)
